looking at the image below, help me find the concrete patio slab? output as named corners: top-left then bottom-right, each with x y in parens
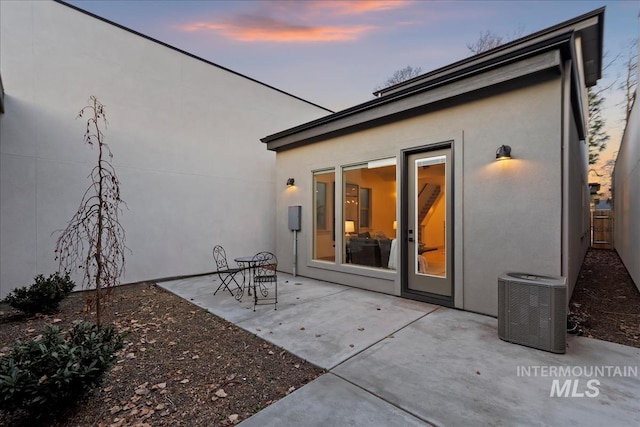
top-left (160, 273), bottom-right (437, 369)
top-left (237, 373), bottom-right (432, 427)
top-left (237, 286), bottom-right (437, 369)
top-left (159, 275), bottom-right (640, 427)
top-left (332, 307), bottom-right (640, 426)
top-left (161, 274), bottom-right (355, 324)
top-left (160, 274), bottom-right (217, 300)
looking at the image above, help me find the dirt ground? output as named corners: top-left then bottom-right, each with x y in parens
top-left (0, 283), bottom-right (323, 426)
top-left (1, 247), bottom-right (638, 425)
top-left (569, 248), bottom-right (640, 348)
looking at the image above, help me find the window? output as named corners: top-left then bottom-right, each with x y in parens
top-left (344, 183), bottom-right (359, 231)
top-left (313, 170), bottom-right (335, 262)
top-left (360, 188), bottom-right (371, 228)
top-left (316, 182), bottom-right (327, 230)
top-left (342, 159), bottom-right (396, 269)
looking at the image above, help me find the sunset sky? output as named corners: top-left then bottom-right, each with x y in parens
top-left (65, 0), bottom-right (638, 179)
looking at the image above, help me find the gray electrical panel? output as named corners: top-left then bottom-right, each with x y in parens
top-left (288, 205), bottom-right (301, 231)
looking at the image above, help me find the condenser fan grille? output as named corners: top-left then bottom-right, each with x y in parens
top-left (498, 273), bottom-right (567, 353)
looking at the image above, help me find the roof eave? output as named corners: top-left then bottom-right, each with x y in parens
top-left (262, 35), bottom-right (571, 150)
top-left (374, 7), bottom-right (605, 96)
top-left (262, 8), bottom-right (604, 152)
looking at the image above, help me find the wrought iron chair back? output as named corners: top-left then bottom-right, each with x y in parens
top-left (251, 251), bottom-right (278, 310)
top-left (213, 245), bottom-right (231, 270)
top-left (212, 245), bottom-right (244, 297)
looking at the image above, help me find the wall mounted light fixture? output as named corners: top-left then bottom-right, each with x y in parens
top-left (286, 178), bottom-right (295, 187)
top-left (496, 145), bottom-right (512, 160)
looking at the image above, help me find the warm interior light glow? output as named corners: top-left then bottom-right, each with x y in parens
top-left (345, 220), bottom-right (355, 234)
top-left (368, 158), bottom-right (396, 169)
top-left (393, 220), bottom-right (397, 230)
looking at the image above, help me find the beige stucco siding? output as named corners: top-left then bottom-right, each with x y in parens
top-left (461, 77), bottom-right (563, 315)
top-left (275, 72), bottom-right (563, 316)
top-left (0, 1), bottom-right (328, 297)
top-left (564, 75), bottom-right (591, 299)
top-left (614, 94), bottom-right (640, 289)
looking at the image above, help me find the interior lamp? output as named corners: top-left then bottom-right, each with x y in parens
top-left (345, 220), bottom-right (356, 235)
top-left (286, 177), bottom-right (295, 187)
top-left (496, 145), bottom-right (512, 161)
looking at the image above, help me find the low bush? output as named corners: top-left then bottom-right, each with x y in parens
top-left (3, 272), bottom-right (75, 314)
top-left (0, 321), bottom-right (123, 418)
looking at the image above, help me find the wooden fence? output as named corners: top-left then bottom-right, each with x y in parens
top-left (591, 209), bottom-right (613, 249)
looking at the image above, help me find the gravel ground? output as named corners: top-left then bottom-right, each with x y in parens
top-left (569, 248), bottom-right (640, 348)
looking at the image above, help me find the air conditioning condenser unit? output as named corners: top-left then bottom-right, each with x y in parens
top-left (498, 272), bottom-right (567, 354)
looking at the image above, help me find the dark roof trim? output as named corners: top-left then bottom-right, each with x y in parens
top-left (262, 33), bottom-right (571, 150)
top-left (590, 8), bottom-right (605, 84)
top-left (375, 7), bottom-right (604, 97)
top-left (55, 1), bottom-right (333, 114)
top-left (266, 50), bottom-right (564, 151)
top-left (568, 34), bottom-right (586, 140)
top-left (368, 33), bottom-right (572, 105)
top-left (262, 7), bottom-right (604, 151)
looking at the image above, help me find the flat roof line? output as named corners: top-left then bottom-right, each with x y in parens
top-left (373, 6), bottom-right (605, 97)
top-left (261, 7), bottom-right (604, 150)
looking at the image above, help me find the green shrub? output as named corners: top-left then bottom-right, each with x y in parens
top-left (3, 272), bottom-right (75, 314)
top-left (0, 321), bottom-right (123, 417)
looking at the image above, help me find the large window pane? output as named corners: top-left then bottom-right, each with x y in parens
top-left (415, 156), bottom-right (446, 277)
top-left (360, 188), bottom-right (371, 228)
top-left (343, 160), bottom-right (396, 269)
top-left (313, 170), bottom-right (335, 262)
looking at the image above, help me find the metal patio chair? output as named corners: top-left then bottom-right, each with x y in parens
top-left (251, 251), bottom-right (278, 311)
top-left (212, 245), bottom-right (245, 296)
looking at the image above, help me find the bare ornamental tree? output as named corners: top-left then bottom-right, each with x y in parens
top-left (374, 65), bottom-right (423, 92)
top-left (55, 96), bottom-right (127, 326)
top-left (466, 28), bottom-right (523, 55)
top-left (619, 39), bottom-right (638, 125)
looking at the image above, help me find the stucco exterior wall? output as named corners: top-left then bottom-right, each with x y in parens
top-left (461, 76), bottom-right (563, 315)
top-left (564, 101), bottom-right (591, 297)
top-left (564, 64), bottom-right (591, 299)
top-left (613, 97), bottom-right (640, 289)
top-left (0, 1), bottom-right (328, 297)
top-left (275, 73), bottom-right (563, 316)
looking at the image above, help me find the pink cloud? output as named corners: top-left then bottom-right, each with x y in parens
top-left (310, 0), bottom-right (414, 15)
top-left (180, 15), bottom-right (374, 43)
top-left (177, 1), bottom-right (414, 43)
